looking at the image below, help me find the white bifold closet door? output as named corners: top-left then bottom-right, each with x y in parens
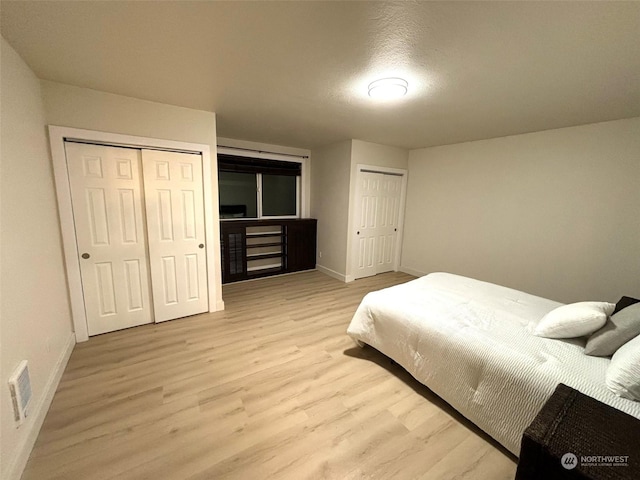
top-left (66, 142), bottom-right (153, 336)
top-left (141, 149), bottom-right (208, 322)
top-left (66, 142), bottom-right (208, 335)
top-left (353, 171), bottom-right (403, 280)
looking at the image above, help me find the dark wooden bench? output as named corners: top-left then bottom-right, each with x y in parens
top-left (516, 383), bottom-right (640, 480)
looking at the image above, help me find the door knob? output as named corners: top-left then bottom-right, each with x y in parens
top-left (199, 244), bottom-right (205, 249)
top-left (81, 253), bottom-right (90, 259)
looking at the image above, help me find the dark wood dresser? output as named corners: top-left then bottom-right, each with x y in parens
top-left (220, 218), bottom-right (317, 283)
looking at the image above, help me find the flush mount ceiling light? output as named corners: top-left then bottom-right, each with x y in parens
top-left (368, 77), bottom-right (408, 99)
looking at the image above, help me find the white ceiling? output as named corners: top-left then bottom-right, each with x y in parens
top-left (1, 1), bottom-right (639, 150)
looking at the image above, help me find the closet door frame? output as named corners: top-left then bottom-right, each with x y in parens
top-left (346, 164), bottom-right (408, 283)
top-left (49, 125), bottom-right (224, 342)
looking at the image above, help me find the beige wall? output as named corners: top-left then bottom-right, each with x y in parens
top-left (350, 139), bottom-right (409, 171)
top-left (41, 81), bottom-right (223, 308)
top-left (310, 140), bottom-right (352, 278)
top-left (0, 38), bottom-right (74, 480)
top-left (42, 81), bottom-right (218, 148)
top-left (402, 117), bottom-right (640, 303)
top-left (311, 139), bottom-right (409, 280)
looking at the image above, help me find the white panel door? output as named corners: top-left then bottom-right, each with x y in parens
top-left (66, 142), bottom-right (153, 335)
top-left (353, 172), bottom-right (380, 279)
top-left (375, 174), bottom-right (402, 274)
top-left (142, 149), bottom-right (208, 322)
top-left (352, 171), bottom-right (403, 280)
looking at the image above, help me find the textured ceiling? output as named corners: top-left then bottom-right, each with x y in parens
top-left (1, 1), bottom-right (639, 150)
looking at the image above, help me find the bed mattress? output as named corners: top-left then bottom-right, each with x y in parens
top-left (347, 272), bottom-right (640, 456)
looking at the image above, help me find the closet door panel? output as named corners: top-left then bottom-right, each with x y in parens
top-left (142, 150), bottom-right (208, 322)
top-left (66, 142), bottom-right (153, 335)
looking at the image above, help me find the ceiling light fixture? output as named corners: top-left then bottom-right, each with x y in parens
top-left (368, 77), bottom-right (408, 99)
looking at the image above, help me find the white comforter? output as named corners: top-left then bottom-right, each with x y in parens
top-left (347, 272), bottom-right (640, 456)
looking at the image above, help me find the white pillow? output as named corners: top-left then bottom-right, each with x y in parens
top-left (533, 301), bottom-right (615, 339)
top-left (606, 334), bottom-right (640, 401)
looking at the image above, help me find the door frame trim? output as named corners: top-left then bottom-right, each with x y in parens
top-left (346, 164), bottom-right (408, 282)
top-left (49, 125), bottom-right (223, 342)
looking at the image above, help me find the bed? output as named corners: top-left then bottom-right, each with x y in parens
top-left (346, 272), bottom-right (640, 456)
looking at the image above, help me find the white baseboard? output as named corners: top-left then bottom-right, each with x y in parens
top-left (215, 300), bottom-right (225, 311)
top-left (399, 266), bottom-right (427, 278)
top-left (316, 264), bottom-right (347, 282)
top-left (6, 333), bottom-right (75, 480)
top-left (222, 269), bottom-right (317, 285)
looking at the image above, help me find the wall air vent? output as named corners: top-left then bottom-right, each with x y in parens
top-left (8, 360), bottom-right (32, 427)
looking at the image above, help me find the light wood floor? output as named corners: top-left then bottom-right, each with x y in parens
top-left (23, 271), bottom-right (517, 480)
